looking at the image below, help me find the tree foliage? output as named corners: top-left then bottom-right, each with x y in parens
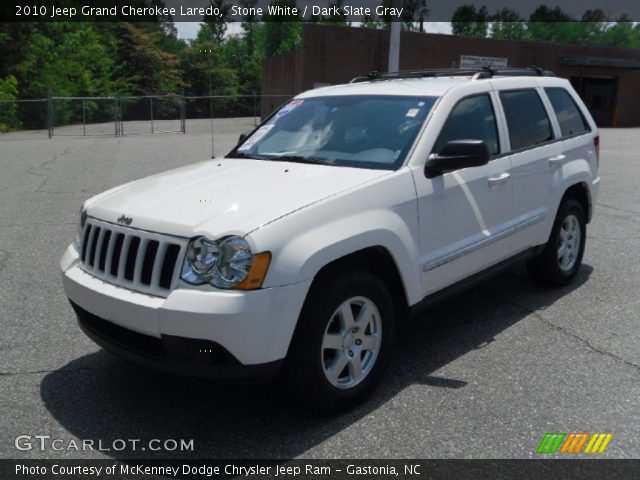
top-left (259, 0), bottom-right (303, 58)
top-left (15, 23), bottom-right (114, 98)
top-left (452, 4), bottom-right (489, 37)
top-left (450, 3), bottom-right (640, 47)
top-left (112, 22), bottom-right (185, 95)
top-left (2, 1), bottom-right (639, 118)
top-left (0, 75), bottom-right (20, 131)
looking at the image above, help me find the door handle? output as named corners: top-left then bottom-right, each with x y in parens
top-left (488, 172), bottom-right (510, 187)
top-left (548, 154), bottom-right (566, 167)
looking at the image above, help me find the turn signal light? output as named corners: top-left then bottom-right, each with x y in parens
top-left (235, 252), bottom-right (272, 290)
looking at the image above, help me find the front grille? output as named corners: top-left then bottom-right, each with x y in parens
top-left (79, 218), bottom-right (187, 297)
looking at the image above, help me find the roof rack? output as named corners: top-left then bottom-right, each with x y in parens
top-left (350, 66), bottom-right (554, 83)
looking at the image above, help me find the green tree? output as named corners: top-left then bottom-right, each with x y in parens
top-left (13, 23), bottom-right (116, 127)
top-left (600, 19), bottom-right (640, 48)
top-left (222, 34), bottom-right (259, 94)
top-left (257, 0), bottom-right (303, 58)
top-left (111, 22), bottom-right (184, 95)
top-left (240, 0), bottom-right (260, 56)
top-left (203, 0), bottom-right (232, 43)
top-left (490, 8), bottom-right (529, 40)
top-left (526, 5), bottom-right (574, 42)
top-left (181, 23), bottom-right (238, 95)
top-left (452, 4), bottom-right (489, 37)
top-left (0, 23), bottom-right (35, 80)
top-left (0, 75), bottom-right (20, 132)
top-left (16, 23), bottom-right (114, 98)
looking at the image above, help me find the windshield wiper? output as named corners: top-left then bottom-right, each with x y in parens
top-left (231, 152), bottom-right (270, 160)
top-left (268, 155), bottom-right (329, 166)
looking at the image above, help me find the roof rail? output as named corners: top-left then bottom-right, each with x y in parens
top-left (350, 66), bottom-right (554, 83)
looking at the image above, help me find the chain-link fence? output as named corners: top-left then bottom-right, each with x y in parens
top-left (0, 98), bottom-right (49, 139)
top-left (52, 96), bottom-right (119, 137)
top-left (119, 94), bottom-right (185, 135)
top-left (0, 93), bottom-right (293, 140)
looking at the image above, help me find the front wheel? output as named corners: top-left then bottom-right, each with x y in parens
top-left (281, 271), bottom-right (396, 412)
top-left (527, 198), bottom-right (586, 286)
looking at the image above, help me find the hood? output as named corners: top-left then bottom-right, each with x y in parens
top-left (86, 158), bottom-right (389, 238)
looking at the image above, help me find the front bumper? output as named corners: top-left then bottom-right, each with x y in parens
top-left (61, 245), bottom-right (311, 379)
top-left (72, 301), bottom-right (282, 381)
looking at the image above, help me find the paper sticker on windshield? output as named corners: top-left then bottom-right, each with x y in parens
top-left (276, 99), bottom-right (304, 118)
top-left (406, 108), bottom-right (420, 118)
top-left (237, 125), bottom-right (274, 151)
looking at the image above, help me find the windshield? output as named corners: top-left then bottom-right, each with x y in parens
top-left (229, 95), bottom-right (438, 170)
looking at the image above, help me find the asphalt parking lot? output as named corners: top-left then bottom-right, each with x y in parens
top-left (0, 123), bottom-right (638, 460)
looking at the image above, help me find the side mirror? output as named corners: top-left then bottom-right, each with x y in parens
top-left (237, 132), bottom-right (249, 145)
top-left (425, 140), bottom-right (490, 178)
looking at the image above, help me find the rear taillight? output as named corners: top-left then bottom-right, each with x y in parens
top-left (593, 135), bottom-right (600, 170)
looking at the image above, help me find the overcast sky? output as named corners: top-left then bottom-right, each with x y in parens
top-left (174, 21), bottom-right (453, 40)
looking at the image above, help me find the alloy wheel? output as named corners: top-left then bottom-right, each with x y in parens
top-left (321, 296), bottom-right (382, 389)
top-left (557, 213), bottom-right (581, 272)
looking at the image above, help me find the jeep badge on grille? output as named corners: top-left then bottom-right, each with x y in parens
top-left (117, 214), bottom-right (132, 226)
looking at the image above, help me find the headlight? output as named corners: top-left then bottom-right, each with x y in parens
top-left (181, 235), bottom-right (259, 289)
top-left (181, 236), bottom-right (220, 284)
top-left (214, 236), bottom-right (253, 288)
top-left (73, 208), bottom-right (87, 251)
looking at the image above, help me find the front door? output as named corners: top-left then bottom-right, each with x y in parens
top-left (412, 93), bottom-right (514, 297)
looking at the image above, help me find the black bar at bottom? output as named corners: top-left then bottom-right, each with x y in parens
top-left (2, 459), bottom-right (639, 480)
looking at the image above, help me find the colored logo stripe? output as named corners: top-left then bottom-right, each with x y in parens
top-left (538, 433), bottom-right (613, 454)
top-left (537, 433), bottom-right (566, 454)
top-left (584, 433), bottom-right (613, 454)
top-left (559, 433), bottom-right (588, 453)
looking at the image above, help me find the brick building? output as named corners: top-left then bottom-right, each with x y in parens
top-left (261, 24), bottom-right (640, 127)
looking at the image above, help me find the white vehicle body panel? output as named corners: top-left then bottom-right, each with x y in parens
top-left (61, 73), bottom-right (600, 370)
top-left (62, 244), bottom-right (311, 364)
top-left (86, 159), bottom-right (389, 238)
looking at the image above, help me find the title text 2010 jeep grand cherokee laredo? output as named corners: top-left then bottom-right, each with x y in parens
top-left (61, 68), bottom-right (600, 411)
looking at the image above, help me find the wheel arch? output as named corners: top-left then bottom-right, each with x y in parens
top-left (561, 181), bottom-right (592, 223)
top-left (310, 245), bottom-right (411, 321)
top-left (252, 207), bottom-right (422, 306)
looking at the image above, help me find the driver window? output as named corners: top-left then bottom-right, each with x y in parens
top-left (432, 94), bottom-right (500, 156)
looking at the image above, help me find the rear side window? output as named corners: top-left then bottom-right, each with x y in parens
top-left (433, 94), bottom-right (499, 156)
top-left (500, 90), bottom-right (553, 150)
top-left (545, 87), bottom-right (590, 137)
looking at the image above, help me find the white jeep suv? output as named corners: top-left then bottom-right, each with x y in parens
top-left (61, 68), bottom-right (600, 411)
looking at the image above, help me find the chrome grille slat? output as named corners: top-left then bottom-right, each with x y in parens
top-left (81, 224), bottom-right (92, 262)
top-left (104, 230), bottom-right (117, 275)
top-left (98, 230), bottom-right (111, 271)
top-left (87, 227), bottom-right (100, 267)
top-left (78, 218), bottom-right (187, 298)
top-left (132, 238), bottom-right (149, 288)
top-left (150, 242), bottom-right (168, 288)
top-left (110, 233), bottom-right (125, 277)
top-left (93, 228), bottom-right (107, 271)
top-left (117, 235), bottom-right (133, 283)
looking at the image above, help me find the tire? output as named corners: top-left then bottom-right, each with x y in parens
top-left (281, 270), bottom-right (396, 412)
top-left (527, 198), bottom-right (586, 286)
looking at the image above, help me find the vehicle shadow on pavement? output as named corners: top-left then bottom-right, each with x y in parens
top-left (40, 263), bottom-right (592, 459)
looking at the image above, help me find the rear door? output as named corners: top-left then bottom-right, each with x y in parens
top-left (495, 82), bottom-right (564, 253)
top-left (543, 85), bottom-right (598, 192)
